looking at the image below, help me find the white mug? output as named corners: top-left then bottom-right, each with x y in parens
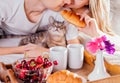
top-left (50, 46), bottom-right (68, 72)
top-left (67, 44), bottom-right (84, 69)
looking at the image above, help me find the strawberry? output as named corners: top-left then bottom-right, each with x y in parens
top-left (30, 59), bottom-right (36, 67)
top-left (16, 64), bottom-right (22, 69)
top-left (19, 68), bottom-right (27, 79)
top-left (43, 74), bottom-right (47, 78)
top-left (35, 64), bottom-right (43, 69)
top-left (29, 59), bottom-right (36, 70)
top-left (36, 56), bottom-right (44, 64)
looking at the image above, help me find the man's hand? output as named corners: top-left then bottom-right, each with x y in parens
top-left (24, 43), bottom-right (49, 57)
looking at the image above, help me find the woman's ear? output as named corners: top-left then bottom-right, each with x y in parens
top-left (49, 16), bottom-right (55, 24)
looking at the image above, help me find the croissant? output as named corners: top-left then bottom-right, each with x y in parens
top-left (84, 50), bottom-right (120, 75)
top-left (61, 10), bottom-right (85, 28)
top-left (0, 62), bottom-right (18, 83)
top-left (47, 70), bottom-right (86, 83)
top-left (84, 50), bottom-right (96, 67)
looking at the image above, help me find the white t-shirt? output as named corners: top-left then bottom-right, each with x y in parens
top-left (0, 0), bottom-right (78, 40)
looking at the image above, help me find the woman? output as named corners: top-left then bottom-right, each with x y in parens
top-left (66, 0), bottom-right (118, 43)
top-left (66, 0), bottom-right (120, 75)
top-left (0, 0), bottom-right (80, 56)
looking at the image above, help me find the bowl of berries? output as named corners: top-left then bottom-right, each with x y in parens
top-left (12, 56), bottom-right (58, 83)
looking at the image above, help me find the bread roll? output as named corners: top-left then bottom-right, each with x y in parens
top-left (61, 10), bottom-right (85, 28)
top-left (47, 70), bottom-right (86, 83)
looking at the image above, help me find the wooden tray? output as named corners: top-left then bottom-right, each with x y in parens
top-left (69, 63), bottom-right (120, 83)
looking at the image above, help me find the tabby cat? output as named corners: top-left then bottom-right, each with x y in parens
top-left (0, 16), bottom-right (67, 48)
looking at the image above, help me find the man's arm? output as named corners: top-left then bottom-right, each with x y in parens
top-left (0, 46), bottom-right (25, 56)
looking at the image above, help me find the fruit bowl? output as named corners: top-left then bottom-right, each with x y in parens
top-left (12, 56), bottom-right (54, 83)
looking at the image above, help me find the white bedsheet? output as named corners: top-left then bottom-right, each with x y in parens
top-left (0, 38), bottom-right (24, 64)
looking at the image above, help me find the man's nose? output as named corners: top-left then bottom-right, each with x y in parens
top-left (64, 0), bottom-right (73, 5)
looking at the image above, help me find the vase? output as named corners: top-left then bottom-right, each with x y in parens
top-left (88, 50), bottom-right (110, 81)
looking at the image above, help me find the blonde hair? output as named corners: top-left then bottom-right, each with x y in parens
top-left (89, 0), bottom-right (114, 35)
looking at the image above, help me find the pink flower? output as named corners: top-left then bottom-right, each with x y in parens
top-left (86, 35), bottom-right (115, 54)
top-left (86, 36), bottom-right (106, 53)
top-left (86, 41), bottom-right (98, 53)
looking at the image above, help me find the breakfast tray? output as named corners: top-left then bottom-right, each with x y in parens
top-left (69, 63), bottom-right (120, 83)
top-left (0, 62), bottom-right (120, 83)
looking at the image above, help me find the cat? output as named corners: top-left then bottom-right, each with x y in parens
top-left (0, 16), bottom-right (67, 48)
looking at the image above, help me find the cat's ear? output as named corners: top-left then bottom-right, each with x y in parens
top-left (49, 16), bottom-right (55, 24)
top-left (64, 21), bottom-right (69, 26)
top-left (62, 21), bottom-right (67, 30)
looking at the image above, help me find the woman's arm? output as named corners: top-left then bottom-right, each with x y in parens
top-left (78, 14), bottom-right (120, 50)
top-left (0, 46), bottom-right (25, 56)
top-left (67, 38), bottom-right (80, 44)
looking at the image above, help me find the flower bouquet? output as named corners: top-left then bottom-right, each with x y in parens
top-left (86, 35), bottom-right (115, 54)
top-left (86, 35), bottom-right (115, 81)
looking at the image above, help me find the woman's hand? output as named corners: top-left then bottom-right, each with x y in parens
top-left (78, 13), bottom-right (102, 38)
top-left (24, 43), bottom-right (49, 57)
